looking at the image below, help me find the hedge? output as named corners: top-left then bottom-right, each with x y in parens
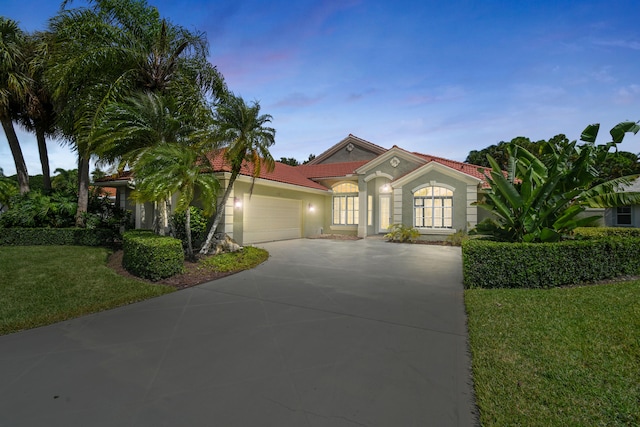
top-left (122, 230), bottom-right (184, 281)
top-left (0, 227), bottom-right (117, 246)
top-left (574, 226), bottom-right (640, 239)
top-left (462, 237), bottom-right (640, 289)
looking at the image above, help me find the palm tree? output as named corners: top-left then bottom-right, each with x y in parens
top-left (97, 91), bottom-right (219, 258)
top-left (17, 31), bottom-right (58, 192)
top-left (131, 143), bottom-right (219, 260)
top-left (0, 17), bottom-right (30, 194)
top-left (200, 93), bottom-right (276, 255)
top-left (46, 0), bottom-right (225, 226)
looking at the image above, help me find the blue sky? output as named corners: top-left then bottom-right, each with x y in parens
top-left (3, 0), bottom-right (640, 176)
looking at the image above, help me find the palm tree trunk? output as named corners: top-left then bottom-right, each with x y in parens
top-left (1, 116), bottom-right (29, 194)
top-left (75, 155), bottom-right (90, 227)
top-left (199, 171), bottom-right (238, 254)
top-left (185, 206), bottom-right (194, 260)
top-left (35, 125), bottom-right (51, 192)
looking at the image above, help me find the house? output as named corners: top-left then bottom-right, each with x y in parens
top-left (96, 134), bottom-right (494, 245)
top-left (603, 178), bottom-right (640, 227)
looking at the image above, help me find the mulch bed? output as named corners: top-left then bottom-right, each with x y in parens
top-left (107, 250), bottom-right (234, 290)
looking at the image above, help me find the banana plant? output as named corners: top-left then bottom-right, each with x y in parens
top-left (473, 120), bottom-right (640, 242)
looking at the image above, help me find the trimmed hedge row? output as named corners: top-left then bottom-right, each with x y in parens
top-left (574, 226), bottom-right (640, 238)
top-left (0, 227), bottom-right (117, 246)
top-left (122, 230), bottom-right (184, 281)
top-left (462, 237), bottom-right (640, 289)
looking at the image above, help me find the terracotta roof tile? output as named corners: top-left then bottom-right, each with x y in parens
top-left (296, 161), bottom-right (369, 179)
top-left (206, 151), bottom-right (329, 191)
top-left (414, 152), bottom-right (488, 181)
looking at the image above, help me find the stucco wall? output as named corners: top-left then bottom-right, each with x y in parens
top-left (318, 144), bottom-right (380, 164)
top-left (400, 170), bottom-right (471, 233)
top-left (231, 180), bottom-right (327, 244)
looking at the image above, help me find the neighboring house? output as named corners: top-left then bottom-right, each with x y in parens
top-left (96, 134), bottom-right (494, 245)
top-left (604, 178), bottom-right (640, 227)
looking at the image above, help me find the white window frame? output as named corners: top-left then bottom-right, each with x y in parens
top-left (413, 185), bottom-right (454, 229)
top-left (332, 182), bottom-right (359, 226)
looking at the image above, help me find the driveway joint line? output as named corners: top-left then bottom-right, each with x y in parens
top-left (199, 286), bottom-right (467, 338)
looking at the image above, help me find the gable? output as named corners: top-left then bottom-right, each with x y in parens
top-left (307, 134), bottom-right (387, 165)
top-left (355, 146), bottom-right (426, 180)
top-left (392, 161), bottom-right (482, 189)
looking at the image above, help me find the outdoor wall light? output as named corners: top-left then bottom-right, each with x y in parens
top-left (381, 184), bottom-right (391, 193)
top-left (308, 203), bottom-right (315, 212)
top-left (234, 197), bottom-right (242, 209)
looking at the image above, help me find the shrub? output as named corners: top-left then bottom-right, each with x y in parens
top-left (385, 223), bottom-right (420, 243)
top-left (574, 226), bottom-right (640, 239)
top-left (446, 229), bottom-right (469, 246)
top-left (122, 230), bottom-right (184, 281)
top-left (0, 227), bottom-right (117, 246)
top-left (462, 237), bottom-right (640, 289)
top-left (171, 206), bottom-right (208, 250)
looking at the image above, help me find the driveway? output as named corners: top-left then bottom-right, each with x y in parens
top-left (0, 238), bottom-right (477, 426)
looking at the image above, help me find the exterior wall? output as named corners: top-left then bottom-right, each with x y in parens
top-left (317, 144), bottom-right (380, 164)
top-left (230, 180), bottom-right (327, 245)
top-left (399, 170), bottom-right (472, 237)
top-left (363, 156), bottom-right (423, 181)
top-left (604, 206), bottom-right (640, 227)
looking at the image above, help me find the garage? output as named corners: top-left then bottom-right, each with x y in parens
top-left (242, 195), bottom-right (302, 244)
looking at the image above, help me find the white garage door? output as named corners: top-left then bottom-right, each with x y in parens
top-left (243, 195), bottom-right (302, 244)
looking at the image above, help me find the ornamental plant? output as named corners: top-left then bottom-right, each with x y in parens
top-left (473, 120), bottom-right (640, 242)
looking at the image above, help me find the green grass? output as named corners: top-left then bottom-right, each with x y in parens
top-left (0, 246), bottom-right (174, 335)
top-left (465, 281), bottom-right (640, 426)
top-left (198, 246), bottom-right (269, 273)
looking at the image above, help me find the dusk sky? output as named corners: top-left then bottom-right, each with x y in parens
top-left (3, 0), bottom-right (640, 176)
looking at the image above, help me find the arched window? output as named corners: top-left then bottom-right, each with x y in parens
top-left (333, 182), bottom-right (359, 225)
top-left (414, 186), bottom-right (453, 228)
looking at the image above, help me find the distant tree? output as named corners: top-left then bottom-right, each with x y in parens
top-left (465, 136), bottom-right (547, 169)
top-left (51, 168), bottom-right (78, 196)
top-left (594, 151), bottom-right (640, 185)
top-left (467, 134), bottom-right (639, 185)
top-left (279, 157), bottom-right (300, 166)
top-left (91, 167), bottom-right (107, 182)
top-left (303, 154), bottom-right (316, 164)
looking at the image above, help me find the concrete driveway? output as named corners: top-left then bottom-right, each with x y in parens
top-left (0, 238), bottom-right (477, 426)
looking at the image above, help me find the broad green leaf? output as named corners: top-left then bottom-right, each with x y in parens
top-left (490, 170), bottom-right (523, 209)
top-left (580, 123), bottom-right (600, 143)
top-left (540, 227), bottom-right (561, 242)
top-left (610, 121), bottom-right (640, 144)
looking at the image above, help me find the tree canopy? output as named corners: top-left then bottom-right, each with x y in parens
top-left (473, 120), bottom-right (640, 243)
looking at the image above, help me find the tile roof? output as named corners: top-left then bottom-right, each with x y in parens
top-left (93, 144), bottom-right (491, 191)
top-left (296, 161), bottom-right (369, 179)
top-left (412, 151), bottom-right (490, 185)
top-left (206, 151), bottom-right (329, 191)
top-left (95, 170), bottom-right (133, 182)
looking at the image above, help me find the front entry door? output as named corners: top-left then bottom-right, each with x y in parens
top-left (379, 194), bottom-right (392, 233)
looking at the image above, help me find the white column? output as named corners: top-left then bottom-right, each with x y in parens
top-left (358, 186), bottom-right (367, 238)
top-left (466, 185), bottom-right (478, 229)
top-left (393, 188), bottom-right (403, 224)
top-left (223, 183), bottom-right (235, 237)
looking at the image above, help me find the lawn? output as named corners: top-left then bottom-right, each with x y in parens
top-left (465, 281), bottom-right (640, 426)
top-left (0, 246), bottom-right (174, 335)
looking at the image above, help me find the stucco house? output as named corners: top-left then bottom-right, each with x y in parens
top-left (97, 134), bottom-right (493, 245)
top-left (603, 178), bottom-right (640, 227)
